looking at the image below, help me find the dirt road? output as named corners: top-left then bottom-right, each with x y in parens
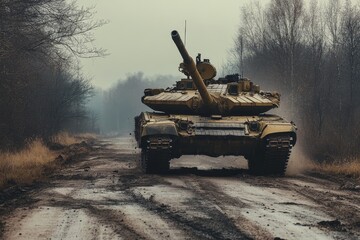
top-left (1, 137), bottom-right (359, 239)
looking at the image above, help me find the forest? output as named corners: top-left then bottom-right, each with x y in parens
top-left (226, 0), bottom-right (360, 162)
top-left (0, 0), bottom-right (104, 150)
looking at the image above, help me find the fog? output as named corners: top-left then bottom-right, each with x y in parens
top-left (87, 73), bottom-right (177, 135)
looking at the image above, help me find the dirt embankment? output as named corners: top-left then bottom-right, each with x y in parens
top-left (1, 137), bottom-right (359, 240)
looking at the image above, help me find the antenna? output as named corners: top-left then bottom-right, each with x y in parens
top-left (240, 36), bottom-right (244, 78)
top-left (184, 20), bottom-right (187, 46)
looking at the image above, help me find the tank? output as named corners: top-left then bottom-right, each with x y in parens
top-left (135, 30), bottom-right (297, 175)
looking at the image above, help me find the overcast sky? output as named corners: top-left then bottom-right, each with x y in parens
top-left (76, 0), bottom-right (257, 88)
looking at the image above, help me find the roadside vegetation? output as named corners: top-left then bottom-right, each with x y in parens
top-left (0, 132), bottom-right (84, 189)
top-left (0, 139), bottom-right (55, 189)
top-left (0, 132), bottom-right (96, 190)
top-left (310, 159), bottom-right (360, 178)
top-left (51, 132), bottom-right (82, 146)
top-left (227, 0), bottom-right (360, 171)
top-left (0, 1), bottom-right (102, 189)
top-left (0, 0), bottom-right (104, 151)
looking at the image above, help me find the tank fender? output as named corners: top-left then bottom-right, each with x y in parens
top-left (141, 121), bottom-right (178, 138)
top-left (260, 123), bottom-right (297, 145)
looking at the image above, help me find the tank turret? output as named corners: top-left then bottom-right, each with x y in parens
top-left (171, 30), bottom-right (215, 109)
top-left (141, 30), bottom-right (281, 116)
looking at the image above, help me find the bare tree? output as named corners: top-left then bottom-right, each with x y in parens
top-left (0, 0), bottom-right (106, 60)
top-left (307, 0), bottom-right (326, 137)
top-left (230, 0), bottom-right (360, 160)
top-left (341, 2), bottom-right (360, 114)
top-left (0, 0), bottom-right (104, 148)
top-left (265, 0), bottom-right (306, 114)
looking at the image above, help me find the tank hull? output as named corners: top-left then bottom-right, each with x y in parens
top-left (135, 112), bottom-right (296, 175)
top-left (174, 136), bottom-right (257, 157)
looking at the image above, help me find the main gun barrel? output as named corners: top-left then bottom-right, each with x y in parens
top-left (171, 30), bottom-right (214, 107)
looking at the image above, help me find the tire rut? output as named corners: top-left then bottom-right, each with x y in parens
top-left (187, 177), bottom-right (274, 239)
top-left (128, 186), bottom-right (250, 240)
top-left (240, 175), bottom-right (360, 236)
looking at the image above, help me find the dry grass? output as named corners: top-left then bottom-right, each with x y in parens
top-left (51, 132), bottom-right (97, 146)
top-left (0, 139), bottom-right (56, 189)
top-left (310, 158), bottom-right (360, 178)
top-left (0, 132), bottom-right (96, 190)
top-left (51, 132), bottom-right (79, 146)
top-left (76, 133), bottom-right (97, 141)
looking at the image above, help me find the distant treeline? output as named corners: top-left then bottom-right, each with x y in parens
top-left (93, 73), bottom-right (175, 135)
top-left (0, 1), bottom-right (104, 149)
top-left (227, 0), bottom-right (360, 160)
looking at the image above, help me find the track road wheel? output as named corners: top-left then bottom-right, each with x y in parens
top-left (248, 134), bottom-right (292, 176)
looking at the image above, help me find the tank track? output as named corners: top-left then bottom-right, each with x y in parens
top-left (248, 134), bottom-right (292, 176)
top-left (140, 137), bottom-right (172, 174)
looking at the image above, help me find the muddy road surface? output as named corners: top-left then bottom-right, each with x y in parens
top-left (1, 137), bottom-right (360, 240)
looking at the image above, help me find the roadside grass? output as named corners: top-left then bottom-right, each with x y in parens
top-left (310, 158), bottom-right (360, 178)
top-left (51, 132), bottom-right (97, 146)
top-left (51, 131), bottom-right (79, 146)
top-left (0, 139), bottom-right (56, 189)
top-left (0, 132), bottom-right (96, 190)
top-left (76, 133), bottom-right (97, 141)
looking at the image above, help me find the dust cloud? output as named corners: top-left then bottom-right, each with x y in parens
top-left (286, 143), bottom-right (314, 176)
